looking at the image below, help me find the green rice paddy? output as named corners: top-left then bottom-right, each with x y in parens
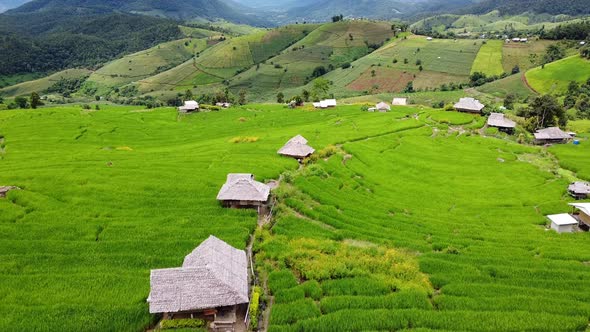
top-left (1, 104), bottom-right (589, 331)
top-left (471, 40), bottom-right (504, 76)
top-left (526, 55), bottom-right (590, 95)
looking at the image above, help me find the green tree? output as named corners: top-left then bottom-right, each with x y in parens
top-left (302, 90), bottom-right (310, 102)
top-left (15, 96), bottom-right (28, 109)
top-left (504, 93), bottom-right (517, 110)
top-left (403, 81), bottom-right (414, 93)
top-left (0, 95), bottom-right (4, 104)
top-left (277, 92), bottom-right (285, 103)
top-left (238, 89), bottom-right (247, 105)
top-left (520, 94), bottom-right (567, 131)
top-left (184, 89), bottom-right (193, 101)
top-left (30, 92), bottom-right (41, 109)
top-left (311, 78), bottom-right (330, 101)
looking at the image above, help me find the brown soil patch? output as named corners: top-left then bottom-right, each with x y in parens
top-left (347, 68), bottom-right (414, 93)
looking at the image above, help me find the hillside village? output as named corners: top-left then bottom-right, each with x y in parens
top-left (1, 1), bottom-right (590, 332)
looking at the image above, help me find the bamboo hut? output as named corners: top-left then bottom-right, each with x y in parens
top-left (216, 174), bottom-right (270, 209)
top-left (278, 135), bottom-right (315, 160)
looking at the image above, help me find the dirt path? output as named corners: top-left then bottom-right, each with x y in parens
top-left (521, 72), bottom-right (538, 94)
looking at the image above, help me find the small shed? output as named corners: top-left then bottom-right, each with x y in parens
top-left (148, 235), bottom-right (249, 329)
top-left (547, 214), bottom-right (578, 233)
top-left (278, 135), bottom-right (315, 160)
top-left (391, 98), bottom-right (407, 106)
top-left (454, 97), bottom-right (485, 113)
top-left (313, 99), bottom-right (337, 108)
top-left (217, 174), bottom-right (270, 209)
top-left (568, 182), bottom-right (590, 199)
top-left (487, 113), bottom-right (516, 133)
top-left (534, 127), bottom-right (571, 144)
top-left (178, 100), bottom-right (200, 113)
top-left (0, 186), bottom-right (19, 198)
top-left (426, 37), bottom-right (433, 41)
top-left (376, 102), bottom-right (391, 112)
top-left (569, 202), bottom-right (590, 231)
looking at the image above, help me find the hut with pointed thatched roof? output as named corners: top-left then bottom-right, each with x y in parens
top-left (278, 135), bottom-right (315, 160)
top-left (454, 97), bottom-right (485, 113)
top-left (568, 182), bottom-right (590, 200)
top-left (376, 102), bottom-right (391, 112)
top-left (148, 235), bottom-right (249, 329)
top-left (487, 113), bottom-right (516, 133)
top-left (534, 127), bottom-right (571, 144)
top-left (217, 174), bottom-right (270, 209)
top-left (0, 186), bottom-right (19, 198)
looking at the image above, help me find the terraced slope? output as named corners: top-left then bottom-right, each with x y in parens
top-left (1, 105), bottom-right (590, 331)
top-left (137, 24), bottom-right (317, 94)
top-left (526, 55), bottom-right (590, 94)
top-left (85, 38), bottom-right (208, 96)
top-left (229, 21), bottom-right (396, 100)
top-left (0, 68), bottom-right (91, 97)
top-left (307, 35), bottom-right (481, 99)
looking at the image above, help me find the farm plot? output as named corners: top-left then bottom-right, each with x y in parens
top-left (526, 55), bottom-right (590, 95)
top-left (86, 38), bottom-right (205, 95)
top-left (471, 40), bottom-right (504, 76)
top-left (502, 40), bottom-right (556, 73)
top-left (255, 109), bottom-right (590, 331)
top-left (346, 67), bottom-right (414, 93)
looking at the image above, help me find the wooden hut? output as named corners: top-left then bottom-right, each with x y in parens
top-left (454, 98), bottom-right (485, 113)
top-left (278, 135), bottom-right (315, 160)
top-left (487, 113), bottom-right (516, 133)
top-left (569, 202), bottom-right (590, 231)
top-left (0, 186), bottom-right (19, 198)
top-left (547, 214), bottom-right (578, 233)
top-left (178, 101), bottom-right (200, 113)
top-left (216, 174), bottom-right (270, 209)
top-left (568, 182), bottom-right (590, 199)
top-left (148, 236), bottom-right (249, 331)
top-left (534, 127), bottom-right (571, 145)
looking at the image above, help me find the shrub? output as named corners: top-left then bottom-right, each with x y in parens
top-left (270, 298), bottom-right (321, 325)
top-left (249, 286), bottom-right (262, 330)
top-left (160, 318), bottom-right (207, 329)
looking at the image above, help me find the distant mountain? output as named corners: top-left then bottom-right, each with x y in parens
top-left (6, 0), bottom-right (270, 26)
top-left (0, 0), bottom-right (30, 13)
top-left (461, 0), bottom-right (590, 16)
top-left (284, 0), bottom-right (477, 23)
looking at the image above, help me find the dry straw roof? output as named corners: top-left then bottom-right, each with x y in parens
top-left (487, 113), bottom-right (516, 128)
top-left (278, 135), bottom-right (315, 158)
top-left (391, 98), bottom-right (407, 106)
top-left (454, 98), bottom-right (485, 112)
top-left (534, 127), bottom-right (571, 140)
top-left (216, 174), bottom-right (270, 202)
top-left (148, 236), bottom-right (248, 314)
top-left (568, 182), bottom-right (590, 196)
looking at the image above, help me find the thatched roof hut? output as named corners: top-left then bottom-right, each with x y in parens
top-left (217, 174), bottom-right (270, 206)
top-left (376, 102), bottom-right (391, 112)
top-left (534, 127), bottom-right (571, 144)
top-left (487, 113), bottom-right (516, 131)
top-left (568, 182), bottom-right (590, 199)
top-left (148, 235), bottom-right (248, 314)
top-left (278, 135), bottom-right (315, 159)
top-left (454, 98), bottom-right (485, 113)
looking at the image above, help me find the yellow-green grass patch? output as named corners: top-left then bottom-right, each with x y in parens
top-left (471, 40), bottom-right (504, 76)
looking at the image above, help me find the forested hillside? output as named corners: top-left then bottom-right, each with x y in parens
top-left (462, 0), bottom-right (590, 16)
top-left (0, 13), bottom-right (182, 75)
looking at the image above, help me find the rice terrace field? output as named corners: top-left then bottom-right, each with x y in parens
top-left (1, 103), bottom-right (590, 331)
